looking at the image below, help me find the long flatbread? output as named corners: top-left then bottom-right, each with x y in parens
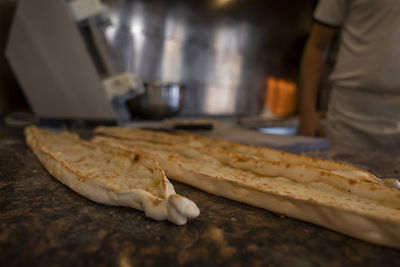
top-left (93, 127), bottom-right (400, 248)
top-left (25, 126), bottom-right (199, 225)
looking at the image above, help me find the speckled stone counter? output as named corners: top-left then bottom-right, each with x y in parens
top-left (1, 126), bottom-right (400, 267)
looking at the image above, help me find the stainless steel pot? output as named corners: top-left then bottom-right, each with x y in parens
top-left (127, 82), bottom-right (184, 120)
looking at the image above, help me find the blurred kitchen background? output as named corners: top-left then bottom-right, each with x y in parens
top-left (0, 0), bottom-right (332, 128)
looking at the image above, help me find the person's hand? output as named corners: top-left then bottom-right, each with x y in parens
top-left (298, 111), bottom-right (326, 137)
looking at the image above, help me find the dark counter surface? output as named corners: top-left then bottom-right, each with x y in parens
top-left (1, 126), bottom-right (400, 266)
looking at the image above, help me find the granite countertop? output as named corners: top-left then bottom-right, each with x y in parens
top-left (1, 126), bottom-right (400, 266)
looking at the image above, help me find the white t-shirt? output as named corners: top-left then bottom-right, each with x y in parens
top-left (314, 0), bottom-right (400, 92)
top-left (314, 0), bottom-right (400, 153)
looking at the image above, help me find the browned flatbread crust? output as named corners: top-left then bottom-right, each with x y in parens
top-left (25, 126), bottom-right (199, 225)
top-left (94, 127), bottom-right (380, 183)
top-left (93, 127), bottom-right (400, 248)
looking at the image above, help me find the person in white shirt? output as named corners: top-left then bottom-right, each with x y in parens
top-left (298, 0), bottom-right (400, 154)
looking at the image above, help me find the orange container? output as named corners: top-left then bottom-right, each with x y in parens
top-left (265, 77), bottom-right (297, 116)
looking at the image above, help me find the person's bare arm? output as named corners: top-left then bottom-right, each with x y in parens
top-left (298, 23), bottom-right (337, 137)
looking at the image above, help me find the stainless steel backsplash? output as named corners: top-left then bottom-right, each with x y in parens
top-left (101, 0), bottom-right (313, 116)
